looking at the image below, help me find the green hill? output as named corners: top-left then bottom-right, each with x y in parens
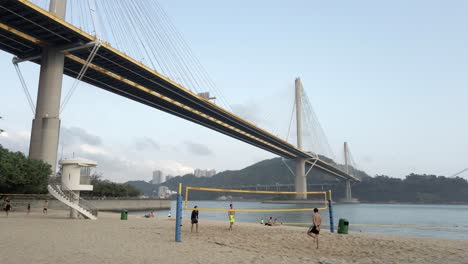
top-left (127, 157), bottom-right (468, 204)
top-left (128, 157), bottom-right (369, 200)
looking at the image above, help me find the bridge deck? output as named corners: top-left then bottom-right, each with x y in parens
top-left (0, 0), bottom-right (359, 181)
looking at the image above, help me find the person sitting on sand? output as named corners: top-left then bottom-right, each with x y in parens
top-left (265, 217), bottom-right (273, 226)
top-left (307, 208), bottom-right (322, 249)
top-left (260, 218), bottom-right (264, 225)
top-left (168, 212), bottom-right (172, 218)
top-left (228, 204), bottom-right (235, 231)
top-left (191, 206), bottom-right (199, 233)
top-left (150, 211), bottom-right (154, 218)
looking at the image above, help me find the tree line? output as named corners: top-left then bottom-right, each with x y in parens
top-left (0, 145), bottom-right (140, 197)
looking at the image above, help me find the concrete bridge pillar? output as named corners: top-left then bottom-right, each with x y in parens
top-left (345, 180), bottom-right (352, 202)
top-left (343, 142), bottom-right (354, 202)
top-left (295, 158), bottom-right (307, 199)
top-left (28, 0), bottom-right (67, 174)
top-left (294, 78), bottom-right (307, 199)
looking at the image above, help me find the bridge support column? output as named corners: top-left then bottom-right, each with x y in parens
top-left (28, 0), bottom-right (67, 174)
top-left (294, 78), bottom-right (307, 199)
top-left (345, 180), bottom-right (352, 202)
top-left (295, 158), bottom-right (307, 199)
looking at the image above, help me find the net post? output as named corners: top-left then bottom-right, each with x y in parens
top-left (328, 190), bottom-right (334, 233)
top-left (175, 183), bottom-right (182, 242)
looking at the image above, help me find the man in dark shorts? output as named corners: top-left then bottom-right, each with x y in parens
top-left (307, 208), bottom-right (322, 249)
top-left (4, 199), bottom-right (11, 217)
top-left (191, 206), bottom-right (199, 233)
top-left (43, 200), bottom-right (48, 215)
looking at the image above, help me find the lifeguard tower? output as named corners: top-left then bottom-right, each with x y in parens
top-left (47, 158), bottom-right (98, 219)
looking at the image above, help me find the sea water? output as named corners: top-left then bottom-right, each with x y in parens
top-left (131, 201), bottom-right (468, 241)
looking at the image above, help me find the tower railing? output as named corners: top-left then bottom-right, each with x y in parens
top-left (48, 176), bottom-right (98, 218)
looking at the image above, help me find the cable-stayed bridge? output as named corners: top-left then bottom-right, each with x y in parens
top-left (0, 0), bottom-right (361, 200)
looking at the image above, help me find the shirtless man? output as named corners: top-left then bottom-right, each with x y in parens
top-left (307, 208), bottom-right (322, 249)
top-left (43, 200), bottom-right (48, 215)
top-left (228, 204), bottom-right (235, 231)
top-left (191, 206), bottom-right (199, 233)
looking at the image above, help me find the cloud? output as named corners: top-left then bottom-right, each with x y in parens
top-left (134, 137), bottom-right (160, 151)
top-left (185, 141), bottom-right (213, 156)
top-left (60, 126), bottom-right (101, 146)
top-left (142, 159), bottom-right (193, 177)
top-left (82, 152), bottom-right (193, 182)
top-left (79, 144), bottom-right (110, 156)
top-left (0, 130), bottom-right (30, 153)
top-left (0, 125), bottom-right (195, 183)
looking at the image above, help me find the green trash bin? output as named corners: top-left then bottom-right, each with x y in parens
top-left (120, 210), bottom-right (128, 220)
top-left (338, 218), bottom-right (349, 234)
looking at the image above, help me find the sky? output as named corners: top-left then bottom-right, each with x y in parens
top-left (1, 0), bottom-right (467, 182)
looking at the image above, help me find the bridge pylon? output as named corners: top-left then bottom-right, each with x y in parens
top-left (294, 78), bottom-right (307, 199)
top-left (343, 142), bottom-right (355, 202)
top-left (28, 0), bottom-right (67, 174)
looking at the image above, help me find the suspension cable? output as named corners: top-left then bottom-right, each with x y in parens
top-left (12, 61), bottom-right (35, 115)
top-left (60, 41), bottom-right (102, 113)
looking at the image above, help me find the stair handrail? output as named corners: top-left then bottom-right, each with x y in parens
top-left (61, 184), bottom-right (98, 218)
top-left (48, 176), bottom-right (98, 218)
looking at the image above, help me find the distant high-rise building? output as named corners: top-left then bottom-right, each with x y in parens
top-left (194, 168), bottom-right (217, 177)
top-left (165, 175), bottom-right (173, 182)
top-left (158, 186), bottom-right (170, 198)
top-left (152, 170), bottom-right (164, 184)
top-left (207, 169), bottom-right (216, 177)
top-left (194, 169), bottom-right (203, 177)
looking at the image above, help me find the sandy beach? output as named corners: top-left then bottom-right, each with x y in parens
top-left (1, 210), bottom-right (467, 264)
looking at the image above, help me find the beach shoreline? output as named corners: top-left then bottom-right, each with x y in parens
top-left (1, 209), bottom-right (467, 264)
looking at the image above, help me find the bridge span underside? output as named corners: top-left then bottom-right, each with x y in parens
top-left (0, 0), bottom-right (359, 182)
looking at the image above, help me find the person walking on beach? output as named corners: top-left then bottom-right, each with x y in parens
top-left (228, 204), bottom-right (235, 231)
top-left (191, 206), bottom-right (199, 233)
top-left (43, 200), bottom-right (48, 215)
top-left (4, 199), bottom-right (11, 217)
top-left (307, 208), bottom-right (322, 249)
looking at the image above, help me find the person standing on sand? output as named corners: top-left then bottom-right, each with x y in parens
top-left (228, 204), bottom-right (235, 231)
top-left (4, 199), bottom-right (11, 217)
top-left (191, 206), bottom-right (199, 233)
top-left (27, 203), bottom-right (31, 215)
top-left (307, 208), bottom-right (322, 249)
top-left (43, 200), bottom-right (48, 215)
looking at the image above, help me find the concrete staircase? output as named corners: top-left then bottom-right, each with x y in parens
top-left (47, 184), bottom-right (98, 220)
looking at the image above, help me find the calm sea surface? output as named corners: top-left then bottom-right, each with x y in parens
top-left (131, 201), bottom-right (468, 241)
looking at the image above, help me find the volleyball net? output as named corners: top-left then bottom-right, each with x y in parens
top-left (183, 186), bottom-right (331, 212)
